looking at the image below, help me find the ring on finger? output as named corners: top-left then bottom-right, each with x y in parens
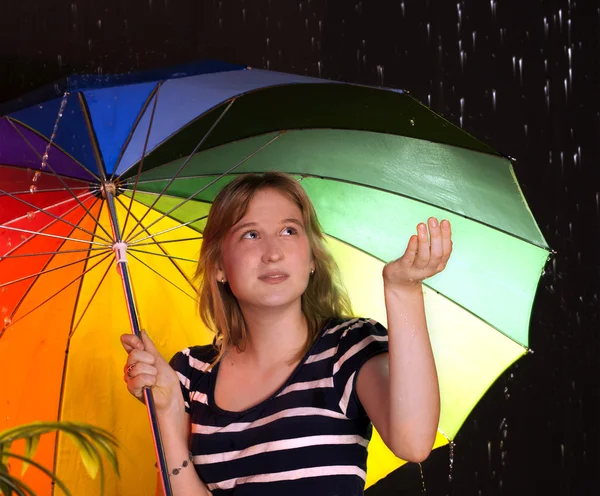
top-left (126, 362), bottom-right (137, 378)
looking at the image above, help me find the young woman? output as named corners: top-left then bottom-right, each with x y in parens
top-left (121, 171), bottom-right (452, 495)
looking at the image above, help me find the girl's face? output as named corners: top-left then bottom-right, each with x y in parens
top-left (217, 188), bottom-right (315, 312)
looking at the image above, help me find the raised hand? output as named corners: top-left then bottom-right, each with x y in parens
top-left (383, 217), bottom-right (452, 290)
top-left (121, 331), bottom-right (183, 413)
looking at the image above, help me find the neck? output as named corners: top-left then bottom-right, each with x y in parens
top-left (237, 302), bottom-right (308, 366)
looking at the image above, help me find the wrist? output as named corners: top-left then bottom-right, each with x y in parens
top-left (384, 281), bottom-right (423, 298)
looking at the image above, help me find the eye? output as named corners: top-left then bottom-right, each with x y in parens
top-left (241, 230), bottom-right (259, 239)
top-left (281, 226), bottom-right (298, 236)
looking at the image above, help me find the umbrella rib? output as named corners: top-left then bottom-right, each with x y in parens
top-left (120, 82), bottom-right (163, 237)
top-left (1, 191), bottom-right (94, 228)
top-left (127, 251), bottom-right (197, 301)
top-left (114, 195), bottom-right (199, 292)
top-left (125, 131), bottom-right (284, 244)
top-left (9, 116), bottom-right (114, 241)
top-left (0, 250), bottom-right (110, 289)
top-left (0, 210), bottom-right (103, 331)
top-left (127, 215), bottom-right (207, 246)
top-left (324, 231), bottom-right (533, 350)
top-left (0, 187), bottom-right (112, 244)
top-left (1, 225), bottom-right (110, 247)
top-left (127, 248), bottom-right (198, 264)
top-left (68, 255), bottom-right (114, 338)
top-left (119, 188), bottom-right (214, 208)
top-left (0, 186), bottom-right (91, 196)
top-left (6, 116), bottom-right (102, 183)
top-left (0, 196), bottom-right (100, 260)
top-left (131, 236), bottom-right (203, 247)
top-left (3, 252), bottom-right (113, 332)
top-left (123, 98), bottom-right (237, 243)
top-left (0, 247), bottom-right (109, 260)
top-left (110, 83), bottom-right (162, 182)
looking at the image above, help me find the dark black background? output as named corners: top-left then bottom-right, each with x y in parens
top-left (1, 1), bottom-right (598, 494)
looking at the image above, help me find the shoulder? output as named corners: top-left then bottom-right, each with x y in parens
top-left (169, 344), bottom-right (218, 376)
top-left (322, 317), bottom-right (388, 345)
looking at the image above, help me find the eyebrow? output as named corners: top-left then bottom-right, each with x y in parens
top-left (232, 218), bottom-right (304, 234)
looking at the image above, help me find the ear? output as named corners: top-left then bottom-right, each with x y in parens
top-left (215, 260), bottom-right (226, 284)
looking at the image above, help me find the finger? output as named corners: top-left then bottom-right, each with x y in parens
top-left (125, 373), bottom-right (157, 392)
top-left (127, 349), bottom-right (156, 366)
top-left (121, 334), bottom-right (144, 353)
top-left (123, 361), bottom-right (157, 378)
top-left (428, 217), bottom-right (443, 267)
top-left (440, 219), bottom-right (453, 268)
top-left (400, 235), bottom-right (419, 265)
top-left (412, 223), bottom-right (430, 269)
top-left (141, 330), bottom-right (162, 358)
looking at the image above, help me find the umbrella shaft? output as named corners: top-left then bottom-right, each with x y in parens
top-left (103, 188), bottom-right (174, 496)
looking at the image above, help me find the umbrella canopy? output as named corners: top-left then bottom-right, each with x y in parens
top-left (0, 61), bottom-right (550, 494)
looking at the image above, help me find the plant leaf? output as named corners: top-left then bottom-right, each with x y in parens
top-left (0, 469), bottom-right (32, 496)
top-left (0, 443), bottom-right (11, 467)
top-left (2, 452), bottom-right (71, 496)
top-left (20, 435), bottom-right (40, 477)
top-left (62, 432), bottom-right (99, 479)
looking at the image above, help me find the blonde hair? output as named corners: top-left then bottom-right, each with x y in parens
top-left (196, 171), bottom-right (353, 364)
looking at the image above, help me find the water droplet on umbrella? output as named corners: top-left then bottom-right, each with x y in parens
top-left (27, 211), bottom-right (36, 220)
top-left (32, 171), bottom-right (41, 183)
top-left (30, 185), bottom-right (37, 193)
top-left (1, 307), bottom-right (7, 314)
top-left (3, 316), bottom-right (11, 327)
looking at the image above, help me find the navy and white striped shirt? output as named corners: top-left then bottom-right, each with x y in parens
top-left (169, 318), bottom-right (389, 495)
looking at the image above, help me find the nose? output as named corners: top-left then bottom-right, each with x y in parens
top-left (261, 237), bottom-right (284, 264)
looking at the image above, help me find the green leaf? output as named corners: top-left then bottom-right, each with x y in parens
top-left (0, 469), bottom-right (32, 496)
top-left (2, 452), bottom-right (71, 496)
top-left (62, 432), bottom-right (99, 480)
top-left (0, 443), bottom-right (11, 467)
top-left (20, 435), bottom-right (40, 477)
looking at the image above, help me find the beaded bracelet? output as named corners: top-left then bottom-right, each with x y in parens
top-left (155, 452), bottom-right (193, 477)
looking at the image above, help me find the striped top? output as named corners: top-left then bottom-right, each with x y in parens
top-left (169, 318), bottom-right (389, 495)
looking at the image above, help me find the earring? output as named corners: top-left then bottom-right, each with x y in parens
top-left (310, 269), bottom-right (315, 276)
top-left (221, 278), bottom-right (226, 284)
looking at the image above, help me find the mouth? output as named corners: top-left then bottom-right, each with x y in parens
top-left (258, 272), bottom-right (289, 284)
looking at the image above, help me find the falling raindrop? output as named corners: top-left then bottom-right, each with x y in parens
top-left (97, 19), bottom-right (102, 29)
top-left (492, 89), bottom-right (497, 111)
top-left (448, 441), bottom-right (455, 482)
top-left (410, 118), bottom-right (415, 126)
top-left (418, 463), bottom-right (426, 492)
top-left (376, 65), bottom-right (384, 86)
top-left (519, 58), bottom-right (523, 85)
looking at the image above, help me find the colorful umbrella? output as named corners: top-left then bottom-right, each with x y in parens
top-left (0, 61), bottom-right (550, 495)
